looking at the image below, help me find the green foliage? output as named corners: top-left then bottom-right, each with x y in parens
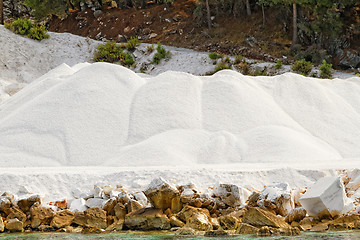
top-left (152, 43), bottom-right (170, 64)
top-left (215, 62), bottom-right (230, 72)
top-left (125, 54), bottom-right (135, 66)
top-left (234, 55), bottom-right (245, 64)
top-left (319, 60), bottom-right (333, 79)
top-left (28, 25), bottom-right (50, 40)
top-left (209, 52), bottom-right (221, 60)
top-left (94, 41), bottom-right (125, 63)
top-left (274, 60), bottom-right (283, 69)
top-left (11, 19), bottom-right (33, 36)
top-left (250, 69), bottom-right (268, 76)
top-left (147, 45), bottom-right (155, 53)
top-left (23, 0), bottom-right (68, 20)
top-left (291, 59), bottom-right (313, 76)
top-left (125, 37), bottom-right (140, 51)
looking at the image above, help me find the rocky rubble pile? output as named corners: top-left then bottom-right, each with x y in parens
top-left (0, 174), bottom-right (360, 236)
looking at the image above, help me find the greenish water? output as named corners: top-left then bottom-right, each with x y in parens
top-left (1, 231), bottom-right (360, 240)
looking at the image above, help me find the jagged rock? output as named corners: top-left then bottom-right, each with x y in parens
top-left (177, 205), bottom-right (210, 222)
top-left (185, 211), bottom-right (212, 231)
top-left (103, 198), bottom-right (117, 215)
top-left (30, 206), bottom-right (54, 229)
top-left (106, 219), bottom-right (124, 231)
top-left (243, 207), bottom-right (289, 228)
top-left (285, 208), bottom-right (306, 223)
top-left (85, 198), bottom-right (106, 209)
top-left (114, 202), bottom-right (127, 220)
top-left (6, 207), bottom-right (26, 223)
top-left (236, 223), bottom-right (259, 234)
top-left (247, 192), bottom-right (260, 207)
top-left (213, 184), bottom-right (241, 207)
top-left (258, 226), bottom-right (271, 236)
top-left (204, 229), bottom-right (229, 236)
top-left (258, 183), bottom-right (294, 216)
top-left (5, 218), bottom-right (23, 232)
top-left (299, 176), bottom-right (348, 218)
top-left (170, 216), bottom-right (185, 227)
top-left (0, 197), bottom-right (11, 212)
top-left (144, 177), bottom-right (180, 211)
top-left (175, 227), bottom-right (197, 235)
top-left (69, 198), bottom-right (87, 212)
top-left (54, 200), bottom-right (67, 209)
top-left (310, 224), bottom-right (328, 232)
top-left (17, 194), bottom-right (41, 213)
top-left (127, 199), bottom-right (143, 213)
top-left (133, 192), bottom-right (148, 207)
top-left (210, 217), bottom-right (220, 230)
top-left (218, 215), bottom-right (239, 230)
top-left (51, 210), bottom-right (75, 229)
top-left (124, 208), bottom-right (171, 230)
top-left (337, 49), bottom-right (360, 69)
top-left (64, 225), bottom-right (83, 233)
top-left (84, 208), bottom-right (107, 229)
top-left (299, 217), bottom-right (312, 231)
top-left (328, 214), bottom-right (360, 230)
top-left (0, 217), bottom-right (4, 232)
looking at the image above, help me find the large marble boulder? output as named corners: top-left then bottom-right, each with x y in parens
top-left (177, 205), bottom-right (212, 231)
top-left (50, 210), bottom-right (75, 229)
top-left (30, 206), bottom-right (55, 229)
top-left (299, 176), bottom-right (348, 217)
top-left (243, 207), bottom-right (289, 228)
top-left (213, 184), bottom-right (241, 208)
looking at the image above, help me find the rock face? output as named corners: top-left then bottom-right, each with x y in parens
top-left (299, 176), bottom-right (348, 218)
top-left (5, 218), bottom-right (23, 232)
top-left (82, 208), bottom-right (107, 229)
top-left (337, 49), bottom-right (360, 69)
top-left (51, 210), bottom-right (75, 229)
top-left (144, 177), bottom-right (180, 211)
top-left (177, 205), bottom-right (212, 231)
top-left (3, 0), bottom-right (29, 19)
top-left (285, 208), bottom-right (306, 223)
top-left (258, 183), bottom-right (294, 216)
top-left (213, 184), bottom-right (241, 207)
top-left (124, 208), bottom-right (171, 230)
top-left (30, 206), bottom-right (55, 229)
top-left (17, 194), bottom-right (41, 213)
top-left (243, 207), bottom-right (289, 228)
top-left (6, 207), bottom-right (26, 223)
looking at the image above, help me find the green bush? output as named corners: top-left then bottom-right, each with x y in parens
top-left (11, 18), bottom-right (33, 36)
top-left (215, 62), bottom-right (230, 72)
top-left (319, 60), bottom-right (333, 79)
top-left (125, 37), bottom-right (140, 51)
top-left (291, 59), bottom-right (313, 76)
top-left (152, 43), bottom-right (170, 64)
top-left (250, 69), bottom-right (268, 76)
top-left (93, 41), bottom-right (125, 63)
top-left (147, 45), bottom-right (155, 53)
top-left (234, 55), bottom-right (245, 64)
top-left (125, 54), bottom-right (135, 66)
top-left (209, 52), bottom-right (221, 60)
top-left (274, 60), bottom-right (283, 70)
top-left (28, 25), bottom-right (50, 40)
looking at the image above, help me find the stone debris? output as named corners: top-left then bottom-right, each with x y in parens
top-left (0, 176), bottom-right (358, 235)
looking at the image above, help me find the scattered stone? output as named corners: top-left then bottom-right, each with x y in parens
top-left (5, 218), bottom-right (23, 232)
top-left (51, 210), bottom-right (75, 229)
top-left (258, 226), bottom-right (271, 236)
top-left (144, 177), bottom-right (180, 211)
top-left (170, 216), bottom-right (185, 227)
top-left (127, 199), bottom-right (143, 213)
top-left (242, 207), bottom-right (289, 228)
top-left (83, 208), bottom-right (107, 229)
top-left (64, 225), bottom-right (83, 233)
top-left (218, 215), bottom-right (239, 230)
top-left (114, 202), bottom-right (127, 220)
top-left (258, 183), bottom-right (294, 216)
top-left (299, 217), bottom-right (312, 231)
top-left (85, 198), bottom-right (106, 209)
top-left (285, 208), bottom-right (307, 223)
top-left (0, 217), bottom-right (4, 232)
top-left (93, 10), bottom-right (102, 18)
top-left (210, 217), bottom-right (220, 230)
top-left (175, 227), bottom-right (197, 235)
top-left (30, 206), bottom-right (54, 229)
top-left (106, 219), bottom-right (124, 231)
top-left (6, 207), bottom-right (27, 223)
top-left (300, 176), bottom-right (348, 218)
top-left (69, 198), bottom-right (87, 213)
top-left (213, 184), bottom-right (241, 207)
top-left (124, 208), bottom-right (171, 230)
top-left (204, 229), bottom-right (229, 236)
top-left (310, 224), bottom-right (328, 232)
top-left (185, 211), bottom-right (212, 231)
top-left (17, 194), bottom-right (41, 213)
top-left (54, 200), bottom-right (67, 209)
top-left (236, 222), bottom-right (259, 235)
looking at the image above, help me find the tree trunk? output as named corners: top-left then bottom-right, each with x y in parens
top-left (206, 0), bottom-right (211, 29)
top-left (245, 0), bottom-right (251, 16)
top-left (291, 2), bottom-right (298, 49)
top-left (0, 0), bottom-right (4, 25)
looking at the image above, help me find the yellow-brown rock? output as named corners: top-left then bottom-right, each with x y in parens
top-left (285, 208), bottom-right (306, 223)
top-left (243, 207), bottom-right (289, 228)
top-left (124, 207), bottom-right (171, 230)
top-left (17, 195), bottom-right (41, 213)
top-left (50, 210), bottom-right (75, 229)
top-left (299, 217), bottom-right (312, 231)
top-left (218, 215), bottom-right (239, 230)
top-left (30, 206), bottom-right (54, 229)
top-left (105, 218), bottom-right (124, 231)
top-left (6, 207), bottom-right (26, 223)
top-left (0, 217), bottom-right (4, 232)
top-left (5, 218), bottom-right (23, 232)
top-left (170, 215), bottom-right (185, 227)
top-left (127, 199), bottom-right (143, 214)
top-left (103, 198), bottom-right (117, 215)
top-left (236, 222), bottom-right (259, 235)
top-left (114, 202), bottom-right (127, 220)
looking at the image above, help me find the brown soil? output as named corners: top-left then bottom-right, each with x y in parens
top-left (48, 0), bottom-right (293, 62)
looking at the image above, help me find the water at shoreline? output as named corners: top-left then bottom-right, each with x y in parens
top-left (1, 231), bottom-right (360, 239)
